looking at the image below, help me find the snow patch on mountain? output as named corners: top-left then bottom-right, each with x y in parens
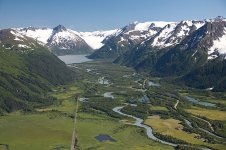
top-left (177, 24), bottom-right (190, 37)
top-left (10, 30), bottom-right (24, 39)
top-left (14, 37), bottom-right (23, 41)
top-left (208, 27), bottom-right (226, 59)
top-left (134, 21), bottom-right (173, 31)
top-left (194, 22), bottom-right (205, 29)
top-left (19, 28), bottom-right (53, 44)
top-left (50, 29), bottom-right (81, 45)
top-left (134, 22), bottom-right (152, 31)
top-left (18, 44), bottom-right (31, 48)
top-left (152, 23), bottom-right (178, 48)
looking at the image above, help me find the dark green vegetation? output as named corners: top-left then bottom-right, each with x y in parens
top-left (114, 43), bottom-right (226, 92)
top-left (0, 58), bottom-right (226, 149)
top-left (90, 20), bottom-right (226, 92)
top-left (182, 59), bottom-right (226, 91)
top-left (0, 28), bottom-right (226, 149)
top-left (0, 29), bottom-right (74, 114)
top-left (75, 61), bottom-right (226, 150)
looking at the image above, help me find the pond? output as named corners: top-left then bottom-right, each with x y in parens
top-left (95, 134), bottom-right (116, 142)
top-left (58, 54), bottom-right (92, 64)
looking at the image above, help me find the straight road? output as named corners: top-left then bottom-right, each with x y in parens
top-left (71, 96), bottom-right (79, 150)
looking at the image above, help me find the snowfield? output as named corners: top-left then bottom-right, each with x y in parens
top-left (19, 28), bottom-right (53, 44)
top-left (208, 27), bottom-right (226, 59)
top-left (79, 29), bottom-right (119, 49)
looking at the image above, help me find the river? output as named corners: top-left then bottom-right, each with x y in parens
top-left (112, 106), bottom-right (177, 147)
top-left (113, 106), bottom-right (214, 150)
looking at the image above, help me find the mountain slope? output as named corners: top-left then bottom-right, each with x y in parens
top-left (181, 59), bottom-right (226, 91)
top-left (0, 29), bottom-right (74, 114)
top-left (154, 18), bottom-right (226, 76)
top-left (113, 18), bottom-right (225, 73)
top-left (107, 17), bottom-right (226, 91)
top-left (114, 20), bottom-right (206, 70)
top-left (88, 21), bottom-right (171, 59)
top-left (18, 25), bottom-right (119, 55)
top-left (46, 25), bottom-right (93, 55)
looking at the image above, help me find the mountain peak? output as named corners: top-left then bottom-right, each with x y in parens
top-left (53, 25), bottom-right (67, 32)
top-left (215, 16), bottom-right (224, 20)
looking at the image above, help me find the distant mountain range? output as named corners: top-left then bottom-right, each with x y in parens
top-left (1, 16), bottom-right (226, 93)
top-left (90, 16), bottom-right (226, 92)
top-left (17, 25), bottom-right (120, 55)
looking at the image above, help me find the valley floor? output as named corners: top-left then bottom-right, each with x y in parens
top-left (0, 60), bottom-right (226, 150)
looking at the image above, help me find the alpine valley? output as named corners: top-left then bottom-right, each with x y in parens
top-left (11, 17), bottom-right (226, 91)
top-left (1, 16), bottom-right (226, 150)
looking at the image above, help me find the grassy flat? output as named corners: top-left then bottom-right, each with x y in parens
top-left (185, 106), bottom-right (226, 121)
top-left (0, 84), bottom-right (80, 150)
top-left (0, 112), bottom-right (73, 150)
top-left (144, 115), bottom-right (225, 149)
top-left (149, 105), bottom-right (169, 111)
top-left (144, 116), bottom-right (206, 145)
top-left (76, 113), bottom-right (174, 150)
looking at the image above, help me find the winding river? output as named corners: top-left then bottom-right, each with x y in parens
top-left (113, 106), bottom-right (213, 150)
top-left (184, 118), bottom-right (225, 139)
top-left (112, 106), bottom-right (177, 147)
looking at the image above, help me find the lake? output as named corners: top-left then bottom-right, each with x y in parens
top-left (58, 54), bottom-right (92, 64)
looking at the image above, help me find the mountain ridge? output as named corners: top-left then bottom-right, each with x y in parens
top-left (0, 28), bottom-right (74, 113)
top-left (90, 16), bottom-right (226, 91)
top-left (3, 17), bottom-right (226, 91)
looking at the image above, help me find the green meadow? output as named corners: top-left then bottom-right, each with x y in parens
top-left (0, 60), bottom-right (226, 150)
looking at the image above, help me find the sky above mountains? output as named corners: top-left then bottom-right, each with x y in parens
top-left (0, 0), bottom-right (226, 31)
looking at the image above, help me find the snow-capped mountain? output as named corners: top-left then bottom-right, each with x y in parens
top-left (19, 27), bottom-right (53, 45)
top-left (10, 17), bottom-right (226, 60)
top-left (18, 25), bottom-right (92, 55)
top-left (18, 25), bottom-right (119, 55)
top-left (149, 20), bottom-right (205, 48)
top-left (176, 17), bottom-right (226, 60)
top-left (1, 16), bottom-right (226, 92)
top-left (114, 17), bottom-right (226, 75)
top-left (116, 21), bottom-right (172, 45)
top-left (46, 25), bottom-right (92, 55)
top-left (0, 29), bottom-right (43, 52)
top-left (89, 21), bottom-right (172, 59)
